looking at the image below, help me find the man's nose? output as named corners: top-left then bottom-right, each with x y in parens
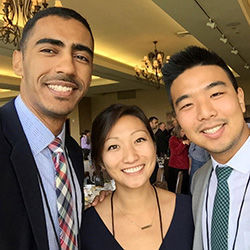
top-left (197, 100), bottom-right (217, 121)
top-left (54, 53), bottom-right (76, 75)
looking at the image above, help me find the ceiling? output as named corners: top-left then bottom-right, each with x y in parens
top-left (0, 0), bottom-right (250, 103)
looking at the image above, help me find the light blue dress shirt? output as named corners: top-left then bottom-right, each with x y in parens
top-left (202, 129), bottom-right (250, 250)
top-left (15, 95), bottom-right (82, 250)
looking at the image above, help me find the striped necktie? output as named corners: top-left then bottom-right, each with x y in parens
top-left (211, 166), bottom-right (232, 250)
top-left (48, 137), bottom-right (77, 250)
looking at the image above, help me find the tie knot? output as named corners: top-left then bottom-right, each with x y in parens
top-left (215, 166), bottom-right (232, 183)
top-left (48, 137), bottom-right (63, 153)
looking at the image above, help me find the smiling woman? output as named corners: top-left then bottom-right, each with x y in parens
top-left (81, 103), bottom-right (194, 250)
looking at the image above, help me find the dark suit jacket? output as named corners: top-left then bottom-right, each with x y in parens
top-left (0, 99), bottom-right (84, 250)
top-left (155, 128), bottom-right (169, 156)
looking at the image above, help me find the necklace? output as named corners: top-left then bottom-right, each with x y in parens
top-left (114, 199), bottom-right (157, 230)
top-left (111, 185), bottom-right (163, 240)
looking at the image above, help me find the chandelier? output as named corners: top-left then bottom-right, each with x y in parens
top-left (135, 41), bottom-right (169, 87)
top-left (0, 0), bottom-right (50, 47)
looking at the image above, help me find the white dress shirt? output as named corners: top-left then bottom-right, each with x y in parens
top-left (202, 133), bottom-right (250, 250)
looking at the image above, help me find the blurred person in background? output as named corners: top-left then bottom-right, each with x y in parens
top-left (149, 116), bottom-right (159, 131)
top-left (188, 142), bottom-right (210, 187)
top-left (168, 124), bottom-right (190, 194)
top-left (81, 129), bottom-right (91, 160)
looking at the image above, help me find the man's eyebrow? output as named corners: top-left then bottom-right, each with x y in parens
top-left (204, 81), bottom-right (226, 90)
top-left (35, 39), bottom-right (93, 57)
top-left (175, 94), bottom-right (190, 107)
top-left (174, 81), bottom-right (226, 107)
top-left (72, 44), bottom-right (93, 57)
top-left (35, 38), bottom-right (64, 47)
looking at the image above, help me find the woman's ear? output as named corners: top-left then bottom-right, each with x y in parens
top-left (12, 50), bottom-right (24, 76)
top-left (100, 162), bottom-right (106, 170)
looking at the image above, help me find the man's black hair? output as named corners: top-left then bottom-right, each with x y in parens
top-left (162, 46), bottom-right (238, 109)
top-left (148, 116), bottom-right (158, 122)
top-left (19, 7), bottom-right (94, 51)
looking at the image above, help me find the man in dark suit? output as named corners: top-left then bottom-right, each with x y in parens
top-left (155, 122), bottom-right (169, 157)
top-left (0, 7), bottom-right (94, 250)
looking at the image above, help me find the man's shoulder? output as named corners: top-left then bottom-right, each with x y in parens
top-left (0, 99), bottom-right (19, 134)
top-left (66, 134), bottom-right (81, 150)
top-left (0, 99), bottom-right (15, 114)
top-left (191, 160), bottom-right (212, 192)
top-left (194, 160), bottom-right (211, 178)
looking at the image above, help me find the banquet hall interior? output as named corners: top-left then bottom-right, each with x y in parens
top-left (0, 0), bottom-right (250, 142)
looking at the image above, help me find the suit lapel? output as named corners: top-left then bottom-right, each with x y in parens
top-left (1, 100), bottom-right (49, 250)
top-left (191, 160), bottom-right (213, 250)
top-left (65, 134), bottom-right (84, 191)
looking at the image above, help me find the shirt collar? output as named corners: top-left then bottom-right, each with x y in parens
top-left (15, 95), bottom-right (65, 155)
top-left (211, 124), bottom-right (250, 174)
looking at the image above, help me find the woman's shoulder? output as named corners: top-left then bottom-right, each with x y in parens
top-left (84, 192), bottom-right (112, 219)
top-left (156, 187), bottom-right (176, 201)
top-left (83, 193), bottom-right (112, 230)
top-left (156, 187), bottom-right (176, 213)
top-left (94, 192), bottom-right (112, 216)
top-left (157, 189), bottom-right (192, 218)
top-left (156, 187), bottom-right (192, 207)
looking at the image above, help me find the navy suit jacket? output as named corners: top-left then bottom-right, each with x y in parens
top-left (0, 99), bottom-right (84, 250)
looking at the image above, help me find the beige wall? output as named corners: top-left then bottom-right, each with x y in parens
top-left (68, 105), bottom-right (81, 144)
top-left (73, 87), bottom-right (173, 142)
top-left (90, 87), bottom-right (172, 123)
top-left (78, 97), bottom-right (92, 132)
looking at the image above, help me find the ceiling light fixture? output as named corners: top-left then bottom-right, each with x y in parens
top-left (176, 31), bottom-right (190, 37)
top-left (134, 41), bottom-right (167, 87)
top-left (219, 35), bottom-right (228, 44)
top-left (244, 63), bottom-right (250, 69)
top-left (206, 19), bottom-right (217, 29)
top-left (231, 48), bottom-right (239, 55)
top-left (0, 0), bottom-right (50, 47)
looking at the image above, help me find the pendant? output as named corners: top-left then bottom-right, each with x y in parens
top-left (141, 224), bottom-right (152, 230)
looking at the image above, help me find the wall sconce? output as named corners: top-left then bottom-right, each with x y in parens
top-left (231, 48), bottom-right (239, 55)
top-left (219, 35), bottom-right (228, 44)
top-left (206, 19), bottom-right (216, 29)
top-left (244, 64), bottom-right (250, 69)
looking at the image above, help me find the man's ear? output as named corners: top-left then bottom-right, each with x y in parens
top-left (12, 50), bottom-right (23, 76)
top-left (237, 87), bottom-right (246, 113)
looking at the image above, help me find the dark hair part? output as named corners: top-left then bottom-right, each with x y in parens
top-left (19, 7), bottom-right (94, 51)
top-left (91, 103), bottom-right (156, 173)
top-left (162, 46), bottom-right (238, 110)
top-left (148, 116), bottom-right (158, 122)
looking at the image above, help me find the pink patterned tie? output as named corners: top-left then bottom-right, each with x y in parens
top-left (48, 137), bottom-right (77, 250)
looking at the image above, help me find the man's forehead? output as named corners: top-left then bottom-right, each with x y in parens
top-left (170, 65), bottom-right (229, 95)
top-left (32, 16), bottom-right (89, 36)
top-left (28, 16), bottom-right (93, 46)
